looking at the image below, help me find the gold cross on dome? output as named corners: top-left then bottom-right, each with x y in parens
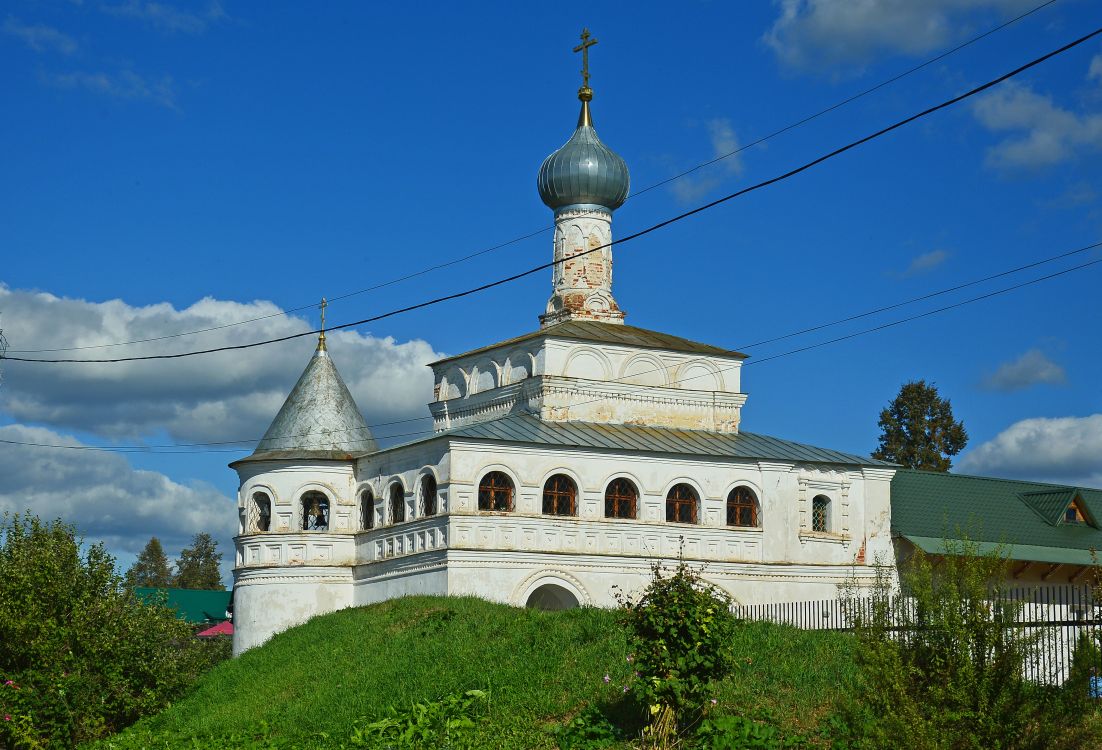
top-left (320, 298), bottom-right (327, 332)
top-left (574, 28), bottom-right (598, 90)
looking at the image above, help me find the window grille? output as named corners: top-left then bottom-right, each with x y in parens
top-left (727, 486), bottom-right (758, 527)
top-left (390, 483), bottom-right (406, 524)
top-left (253, 492), bottom-right (272, 533)
top-left (478, 471), bottom-right (514, 512)
top-left (422, 475), bottom-right (438, 516)
top-left (301, 491), bottom-right (329, 531)
top-left (812, 495), bottom-right (830, 533)
top-left (542, 474), bottom-right (577, 516)
top-left (605, 478), bottom-right (637, 519)
top-left (666, 484), bottom-right (698, 524)
top-left (360, 490), bottom-right (374, 530)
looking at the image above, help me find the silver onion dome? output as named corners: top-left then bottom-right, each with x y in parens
top-left (537, 97), bottom-right (629, 212)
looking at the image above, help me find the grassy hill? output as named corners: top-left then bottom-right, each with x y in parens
top-left (91, 596), bottom-right (857, 749)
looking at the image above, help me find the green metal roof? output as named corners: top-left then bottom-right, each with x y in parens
top-left (426, 414), bottom-right (890, 466)
top-left (134, 587), bottom-right (231, 624)
top-left (891, 469), bottom-right (1102, 566)
top-left (431, 320), bottom-right (748, 365)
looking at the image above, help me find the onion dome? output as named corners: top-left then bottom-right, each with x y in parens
top-left (537, 93), bottom-right (629, 212)
top-left (248, 335), bottom-right (377, 460)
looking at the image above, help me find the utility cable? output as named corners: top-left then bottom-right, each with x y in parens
top-left (4, 250), bottom-right (1098, 454)
top-left (5, 0), bottom-right (1058, 355)
top-left (6, 22), bottom-right (1100, 366)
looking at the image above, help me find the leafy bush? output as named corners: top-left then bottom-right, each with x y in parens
top-left (617, 555), bottom-right (737, 745)
top-left (0, 512), bottom-right (228, 749)
top-left (348, 689), bottom-right (487, 749)
top-left (552, 705), bottom-right (625, 750)
top-left (842, 542), bottom-right (1102, 750)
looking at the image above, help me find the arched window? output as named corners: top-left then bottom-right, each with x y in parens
top-left (253, 491), bottom-right (272, 533)
top-left (421, 475), bottom-right (438, 516)
top-left (604, 478), bottom-right (637, 519)
top-left (478, 471), bottom-right (514, 512)
top-left (542, 474), bottom-right (576, 516)
top-left (812, 495), bottom-right (830, 533)
top-left (360, 489), bottom-right (374, 530)
top-left (726, 486), bottom-right (758, 528)
top-left (389, 483), bottom-right (406, 524)
top-left (666, 484), bottom-right (698, 524)
top-left (301, 491), bottom-right (329, 531)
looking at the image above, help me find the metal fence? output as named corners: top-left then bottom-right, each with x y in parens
top-left (735, 584), bottom-right (1102, 685)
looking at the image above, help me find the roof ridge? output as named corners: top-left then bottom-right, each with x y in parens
top-left (900, 467), bottom-right (1083, 491)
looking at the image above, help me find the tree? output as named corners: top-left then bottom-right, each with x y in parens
top-left (124, 536), bottom-right (173, 589)
top-left (173, 532), bottom-right (224, 590)
top-left (872, 379), bottom-right (967, 471)
top-left (0, 512), bottom-right (226, 748)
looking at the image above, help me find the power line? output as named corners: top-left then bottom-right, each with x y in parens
top-left (9, 234), bottom-right (1096, 452)
top-left (5, 0), bottom-right (1058, 356)
top-left (6, 22), bottom-right (1099, 366)
top-left (4, 249), bottom-right (1098, 455)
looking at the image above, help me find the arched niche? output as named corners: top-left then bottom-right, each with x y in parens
top-left (676, 360), bottom-right (722, 391)
top-left (564, 348), bottom-right (611, 380)
top-left (503, 350), bottom-right (532, 384)
top-left (526, 584), bottom-right (579, 611)
top-left (468, 363), bottom-right (498, 395)
top-left (620, 354), bottom-right (667, 386)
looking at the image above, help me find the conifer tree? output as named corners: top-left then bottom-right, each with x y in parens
top-left (125, 536), bottom-right (173, 588)
top-left (173, 532), bottom-right (224, 590)
top-left (872, 379), bottom-right (968, 471)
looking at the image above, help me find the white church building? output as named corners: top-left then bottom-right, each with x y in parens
top-left (230, 43), bottom-right (896, 655)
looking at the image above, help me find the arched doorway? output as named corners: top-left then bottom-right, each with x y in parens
top-left (525, 583), bottom-right (579, 611)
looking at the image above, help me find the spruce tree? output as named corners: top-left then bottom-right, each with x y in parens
top-left (125, 536), bottom-right (173, 588)
top-left (872, 379), bottom-right (968, 471)
top-left (173, 532), bottom-right (224, 590)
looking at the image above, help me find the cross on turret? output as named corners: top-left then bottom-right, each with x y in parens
top-left (574, 28), bottom-right (598, 99)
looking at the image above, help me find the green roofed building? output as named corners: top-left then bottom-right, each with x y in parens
top-left (134, 588), bottom-right (231, 625)
top-left (891, 469), bottom-right (1102, 583)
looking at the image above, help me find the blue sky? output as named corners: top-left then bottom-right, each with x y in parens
top-left (1, 0), bottom-right (1100, 577)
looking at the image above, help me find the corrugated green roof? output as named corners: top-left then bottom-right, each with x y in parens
top-left (431, 414), bottom-right (890, 466)
top-left (431, 320), bottom-right (748, 365)
top-left (134, 588), bottom-right (231, 624)
top-left (891, 470), bottom-right (1102, 566)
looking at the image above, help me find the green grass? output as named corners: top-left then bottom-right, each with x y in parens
top-left (91, 596), bottom-right (857, 749)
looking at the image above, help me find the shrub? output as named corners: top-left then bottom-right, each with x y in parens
top-left (0, 512), bottom-right (227, 749)
top-left (617, 554), bottom-right (737, 746)
top-left (843, 542), bottom-right (1100, 750)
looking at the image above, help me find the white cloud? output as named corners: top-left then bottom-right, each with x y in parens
top-left (981, 349), bottom-right (1066, 391)
top-left (959, 414), bottom-right (1102, 487)
top-left (764, 0), bottom-right (1036, 70)
top-left (1090, 55), bottom-right (1102, 84)
top-left (0, 423), bottom-right (236, 573)
top-left (899, 249), bottom-right (949, 277)
top-left (671, 118), bottom-right (745, 204)
top-left (100, 0), bottom-right (225, 34)
top-left (972, 80), bottom-right (1102, 169)
top-left (0, 284), bottom-right (443, 446)
top-left (43, 69), bottom-right (179, 110)
top-left (3, 17), bottom-right (78, 55)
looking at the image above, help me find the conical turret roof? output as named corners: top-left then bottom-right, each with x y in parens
top-left (248, 337), bottom-right (377, 460)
